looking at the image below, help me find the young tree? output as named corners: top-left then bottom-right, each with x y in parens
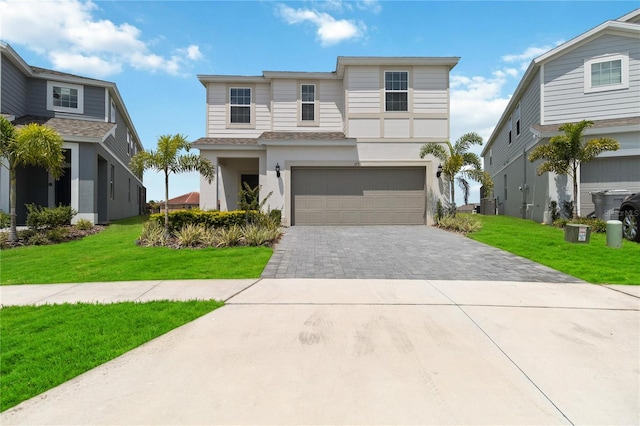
top-left (130, 134), bottom-right (215, 233)
top-left (420, 132), bottom-right (492, 214)
top-left (0, 116), bottom-right (65, 242)
top-left (528, 120), bottom-right (619, 219)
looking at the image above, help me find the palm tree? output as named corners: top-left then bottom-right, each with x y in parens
top-left (420, 132), bottom-right (491, 213)
top-left (130, 134), bottom-right (215, 233)
top-left (529, 120), bottom-right (619, 219)
top-left (0, 116), bottom-right (66, 242)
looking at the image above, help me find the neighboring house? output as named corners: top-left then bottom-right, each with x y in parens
top-left (457, 203), bottom-right (479, 214)
top-left (162, 192), bottom-right (200, 212)
top-left (193, 56), bottom-right (459, 226)
top-left (482, 9), bottom-right (640, 223)
top-left (0, 42), bottom-right (146, 225)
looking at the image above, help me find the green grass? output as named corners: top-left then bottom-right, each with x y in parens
top-left (0, 300), bottom-right (224, 411)
top-left (468, 215), bottom-right (640, 284)
top-left (0, 216), bottom-right (272, 285)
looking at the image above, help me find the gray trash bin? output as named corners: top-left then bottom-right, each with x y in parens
top-left (591, 189), bottom-right (631, 221)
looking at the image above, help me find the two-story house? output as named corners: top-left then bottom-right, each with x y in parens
top-left (482, 9), bottom-right (640, 223)
top-left (193, 56), bottom-right (459, 226)
top-left (0, 42), bottom-right (146, 225)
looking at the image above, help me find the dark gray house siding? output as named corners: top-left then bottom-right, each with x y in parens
top-left (1, 55), bottom-right (28, 117)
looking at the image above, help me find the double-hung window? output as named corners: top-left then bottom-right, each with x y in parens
top-left (385, 71), bottom-right (408, 112)
top-left (301, 84), bottom-right (316, 122)
top-left (230, 87), bottom-right (251, 124)
top-left (47, 81), bottom-right (84, 114)
top-left (585, 54), bottom-right (628, 93)
top-left (515, 103), bottom-right (521, 136)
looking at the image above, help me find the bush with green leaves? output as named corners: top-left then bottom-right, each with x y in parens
top-left (75, 219), bottom-right (93, 231)
top-left (436, 214), bottom-right (482, 234)
top-left (0, 210), bottom-right (10, 228)
top-left (26, 204), bottom-right (77, 230)
top-left (45, 227), bottom-right (69, 242)
top-left (553, 217), bottom-right (607, 233)
top-left (138, 220), bottom-right (167, 247)
top-left (27, 232), bottom-right (51, 246)
top-left (216, 224), bottom-right (244, 247)
top-left (149, 210), bottom-right (257, 231)
top-left (174, 224), bottom-right (205, 247)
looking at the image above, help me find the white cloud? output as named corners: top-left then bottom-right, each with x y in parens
top-left (0, 0), bottom-right (202, 78)
top-left (277, 4), bottom-right (365, 46)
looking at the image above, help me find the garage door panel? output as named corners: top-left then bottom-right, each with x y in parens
top-left (293, 167), bottom-right (426, 225)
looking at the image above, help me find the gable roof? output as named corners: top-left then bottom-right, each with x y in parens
top-left (167, 192), bottom-right (200, 205)
top-left (482, 8), bottom-right (640, 156)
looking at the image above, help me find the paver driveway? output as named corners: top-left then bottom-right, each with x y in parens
top-left (262, 226), bottom-right (584, 282)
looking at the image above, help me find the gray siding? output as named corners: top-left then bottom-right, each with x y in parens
top-left (543, 34), bottom-right (640, 124)
top-left (78, 143), bottom-right (97, 216)
top-left (1, 56), bottom-right (28, 116)
top-left (84, 85), bottom-right (105, 120)
top-left (94, 143), bottom-right (142, 221)
top-left (26, 79), bottom-right (50, 117)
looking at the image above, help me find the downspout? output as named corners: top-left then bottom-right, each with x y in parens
top-left (521, 147), bottom-right (528, 219)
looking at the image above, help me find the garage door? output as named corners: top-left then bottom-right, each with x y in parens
top-left (292, 167), bottom-right (426, 225)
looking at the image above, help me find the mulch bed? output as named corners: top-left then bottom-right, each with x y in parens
top-left (0, 225), bottom-right (106, 249)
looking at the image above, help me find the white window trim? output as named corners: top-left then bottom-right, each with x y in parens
top-left (298, 82), bottom-right (319, 126)
top-left (110, 99), bottom-right (116, 123)
top-left (47, 81), bottom-right (84, 114)
top-left (227, 86), bottom-right (255, 128)
top-left (584, 53), bottom-right (629, 94)
top-left (384, 70), bottom-right (409, 112)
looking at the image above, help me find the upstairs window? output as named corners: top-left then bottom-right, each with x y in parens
top-left (47, 81), bottom-right (84, 114)
top-left (508, 117), bottom-right (512, 144)
top-left (585, 54), bottom-right (628, 93)
top-left (301, 84), bottom-right (316, 121)
top-left (515, 103), bottom-right (521, 136)
top-left (385, 71), bottom-right (408, 112)
top-left (230, 87), bottom-right (251, 124)
top-left (127, 129), bottom-right (132, 155)
top-left (592, 60), bottom-right (622, 87)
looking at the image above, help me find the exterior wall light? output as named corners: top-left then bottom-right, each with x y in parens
top-left (436, 164), bottom-right (443, 178)
top-left (276, 163), bottom-right (281, 178)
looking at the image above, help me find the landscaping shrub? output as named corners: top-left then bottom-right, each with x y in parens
top-left (26, 204), bottom-right (77, 230)
top-left (268, 209), bottom-right (282, 225)
top-left (242, 223), bottom-right (278, 246)
top-left (217, 224), bottom-right (244, 247)
top-left (46, 227), bottom-right (69, 243)
top-left (201, 227), bottom-right (223, 248)
top-left (150, 210), bottom-right (255, 231)
top-left (553, 217), bottom-right (607, 233)
top-left (75, 219), bottom-right (93, 231)
top-left (138, 221), bottom-right (167, 247)
top-left (174, 224), bottom-right (204, 248)
top-left (27, 232), bottom-right (50, 246)
top-left (0, 210), bottom-right (9, 228)
top-left (548, 201), bottom-right (561, 222)
top-left (436, 214), bottom-right (482, 234)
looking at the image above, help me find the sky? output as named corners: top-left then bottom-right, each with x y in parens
top-left (0, 0), bottom-right (637, 205)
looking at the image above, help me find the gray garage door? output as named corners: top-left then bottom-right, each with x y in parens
top-left (292, 167), bottom-right (426, 225)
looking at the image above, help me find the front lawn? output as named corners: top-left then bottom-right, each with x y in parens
top-left (0, 300), bottom-right (223, 412)
top-left (469, 215), bottom-right (640, 284)
top-left (0, 216), bottom-right (272, 285)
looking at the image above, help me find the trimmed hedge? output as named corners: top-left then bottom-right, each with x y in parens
top-left (150, 210), bottom-right (261, 231)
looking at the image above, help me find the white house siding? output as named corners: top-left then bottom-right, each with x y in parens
top-left (271, 80), bottom-right (296, 131)
top-left (412, 66), bottom-right (450, 114)
top-left (542, 34), bottom-right (640, 124)
top-left (345, 66), bottom-right (381, 114)
top-left (205, 83), bottom-right (271, 138)
top-left (271, 79), bottom-right (344, 132)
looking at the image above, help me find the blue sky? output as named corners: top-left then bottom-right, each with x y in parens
top-left (1, 0), bottom-right (637, 204)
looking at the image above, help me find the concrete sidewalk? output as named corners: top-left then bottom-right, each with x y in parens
top-left (1, 279), bottom-right (639, 425)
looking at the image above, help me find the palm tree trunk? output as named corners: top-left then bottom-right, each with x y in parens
top-left (572, 162), bottom-right (579, 219)
top-left (164, 171), bottom-right (170, 233)
top-left (450, 178), bottom-right (456, 216)
top-left (8, 165), bottom-right (18, 242)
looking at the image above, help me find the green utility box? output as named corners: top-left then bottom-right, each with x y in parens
top-left (564, 224), bottom-right (591, 243)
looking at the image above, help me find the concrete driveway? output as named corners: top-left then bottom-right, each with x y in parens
top-left (262, 226), bottom-right (584, 282)
top-left (2, 279), bottom-right (638, 425)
